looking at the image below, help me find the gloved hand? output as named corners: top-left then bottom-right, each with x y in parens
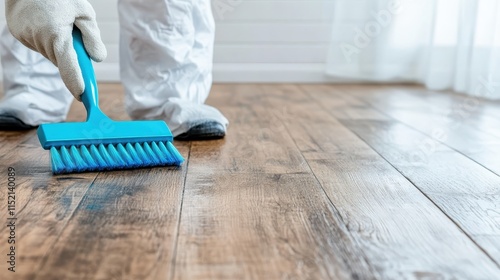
top-left (6, 0), bottom-right (107, 101)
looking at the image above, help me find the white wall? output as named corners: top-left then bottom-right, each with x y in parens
top-left (211, 0), bottom-right (336, 82)
top-left (0, 0), bottom-right (345, 82)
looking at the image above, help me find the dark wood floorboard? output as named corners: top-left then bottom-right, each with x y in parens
top-left (275, 85), bottom-right (499, 278)
top-left (0, 131), bottom-right (97, 279)
top-left (334, 85), bottom-right (500, 176)
top-left (301, 84), bottom-right (500, 265)
top-left (0, 84), bottom-right (499, 279)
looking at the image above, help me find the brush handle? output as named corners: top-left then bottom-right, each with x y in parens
top-left (72, 27), bottom-right (108, 122)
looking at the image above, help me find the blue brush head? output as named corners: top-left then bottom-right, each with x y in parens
top-left (37, 27), bottom-right (184, 174)
top-left (49, 141), bottom-right (184, 174)
top-left (38, 120), bottom-right (184, 174)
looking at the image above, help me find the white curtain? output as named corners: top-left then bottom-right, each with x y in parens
top-left (327, 0), bottom-right (500, 99)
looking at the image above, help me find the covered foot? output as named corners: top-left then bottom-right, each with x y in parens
top-left (0, 112), bottom-right (36, 130)
top-left (130, 97), bottom-right (229, 141)
top-left (161, 98), bottom-right (228, 141)
top-left (175, 121), bottom-right (226, 141)
top-left (0, 90), bottom-right (73, 131)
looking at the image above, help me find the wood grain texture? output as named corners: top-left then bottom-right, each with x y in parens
top-left (175, 84), bottom-right (500, 279)
top-left (303, 84), bottom-right (500, 262)
top-left (174, 173), bottom-right (375, 280)
top-left (35, 163), bottom-right (189, 280)
top-left (0, 132), bottom-right (97, 280)
top-left (1, 83), bottom-right (499, 279)
top-left (341, 119), bottom-right (500, 265)
top-left (302, 85), bottom-right (500, 265)
top-left (331, 85), bottom-right (500, 176)
top-left (306, 154), bottom-right (500, 279)
top-left (289, 85), bottom-right (500, 278)
top-left (190, 84), bottom-right (309, 174)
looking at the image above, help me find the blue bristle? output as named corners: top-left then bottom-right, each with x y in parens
top-left (80, 145), bottom-right (99, 170)
top-left (125, 143), bottom-right (143, 167)
top-left (98, 144), bottom-right (115, 169)
top-left (134, 143), bottom-right (151, 166)
top-left (151, 142), bottom-right (167, 164)
top-left (166, 141), bottom-right (184, 165)
top-left (116, 143), bottom-right (137, 167)
top-left (48, 140), bottom-right (184, 174)
top-left (107, 144), bottom-right (127, 169)
top-left (157, 142), bottom-right (173, 163)
top-left (60, 146), bottom-right (76, 172)
top-left (70, 146), bottom-right (88, 172)
top-left (143, 142), bottom-right (161, 165)
top-left (50, 147), bottom-right (65, 174)
top-left (89, 145), bottom-right (107, 168)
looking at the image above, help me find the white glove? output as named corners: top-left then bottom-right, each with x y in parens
top-left (6, 0), bottom-right (107, 101)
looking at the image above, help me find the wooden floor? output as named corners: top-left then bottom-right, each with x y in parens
top-left (1, 84), bottom-right (499, 279)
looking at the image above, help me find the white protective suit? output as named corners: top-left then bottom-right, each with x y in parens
top-left (0, 0), bottom-right (228, 137)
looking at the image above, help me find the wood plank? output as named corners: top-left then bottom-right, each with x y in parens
top-left (0, 132), bottom-right (96, 280)
top-left (176, 84), bottom-right (374, 279)
top-left (305, 152), bottom-right (500, 278)
top-left (188, 121), bottom-right (309, 174)
top-left (34, 156), bottom-right (189, 280)
top-left (0, 130), bottom-right (37, 159)
top-left (340, 119), bottom-right (500, 265)
top-left (206, 84), bottom-right (275, 124)
top-left (288, 85), bottom-right (500, 277)
top-left (302, 85), bottom-right (500, 265)
top-left (174, 173), bottom-right (375, 280)
top-left (330, 85), bottom-right (500, 176)
top-left (192, 85), bottom-right (310, 174)
top-left (176, 84), bottom-right (500, 279)
top-left (0, 85), bottom-right (125, 279)
top-left (346, 85), bottom-right (500, 140)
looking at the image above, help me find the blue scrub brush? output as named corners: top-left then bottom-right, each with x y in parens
top-left (37, 28), bottom-right (184, 174)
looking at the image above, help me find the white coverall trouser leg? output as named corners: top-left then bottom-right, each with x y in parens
top-left (118, 0), bottom-right (227, 136)
top-left (0, 28), bottom-right (73, 126)
top-left (0, 0), bottom-right (227, 136)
